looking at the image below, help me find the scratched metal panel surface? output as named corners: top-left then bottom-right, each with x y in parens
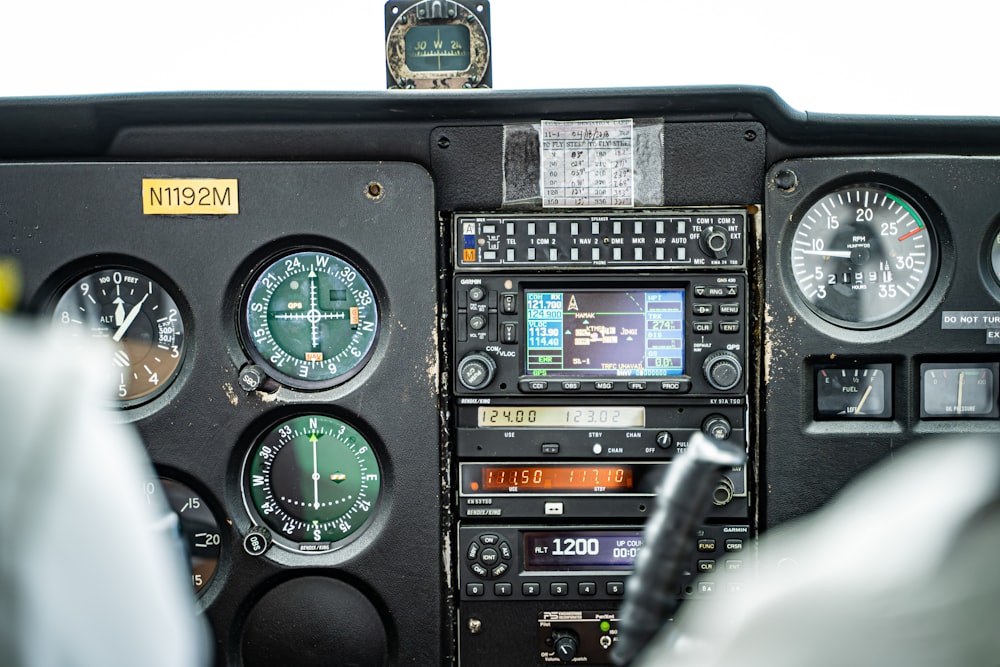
top-left (1, 161), bottom-right (443, 666)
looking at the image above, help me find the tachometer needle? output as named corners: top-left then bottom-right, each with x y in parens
top-left (112, 293), bottom-right (150, 342)
top-left (898, 227), bottom-right (923, 242)
top-left (798, 249), bottom-right (853, 258)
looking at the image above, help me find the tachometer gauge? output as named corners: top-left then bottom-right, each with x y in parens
top-left (241, 250), bottom-right (379, 390)
top-left (242, 415), bottom-right (382, 553)
top-left (51, 267), bottom-right (186, 406)
top-left (789, 184), bottom-right (937, 328)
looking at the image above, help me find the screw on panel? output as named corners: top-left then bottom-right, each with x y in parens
top-left (774, 169), bottom-right (799, 192)
top-left (437, 136), bottom-right (451, 149)
top-left (743, 129), bottom-right (757, 141)
top-left (365, 181), bottom-right (385, 200)
top-left (468, 618), bottom-right (483, 634)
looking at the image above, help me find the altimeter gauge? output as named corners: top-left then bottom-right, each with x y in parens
top-left (241, 250), bottom-right (379, 390)
top-left (242, 415), bottom-right (382, 553)
top-left (789, 184), bottom-right (938, 328)
top-left (51, 267), bottom-right (187, 406)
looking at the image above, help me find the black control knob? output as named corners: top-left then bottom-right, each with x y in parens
top-left (243, 525), bottom-right (272, 557)
top-left (552, 631), bottom-right (579, 663)
top-left (703, 350), bottom-right (742, 391)
top-left (655, 430), bottom-right (674, 449)
top-left (699, 225), bottom-right (732, 259)
top-left (702, 414), bottom-right (732, 441)
top-left (457, 352), bottom-right (496, 390)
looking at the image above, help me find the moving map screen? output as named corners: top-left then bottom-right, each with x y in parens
top-left (525, 289), bottom-right (685, 378)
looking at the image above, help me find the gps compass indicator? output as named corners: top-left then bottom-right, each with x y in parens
top-left (241, 250), bottom-right (379, 390)
top-left (242, 415), bottom-right (382, 553)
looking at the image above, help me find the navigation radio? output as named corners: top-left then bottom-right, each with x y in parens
top-left (454, 275), bottom-right (746, 396)
top-left (452, 209), bottom-right (753, 667)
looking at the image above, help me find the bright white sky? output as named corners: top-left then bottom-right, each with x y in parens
top-left (1, 0), bottom-right (997, 116)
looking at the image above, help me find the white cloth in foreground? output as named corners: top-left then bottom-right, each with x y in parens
top-left (635, 437), bottom-right (1000, 667)
top-left (0, 318), bottom-right (209, 667)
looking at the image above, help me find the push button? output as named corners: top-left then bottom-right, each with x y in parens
top-left (466, 582), bottom-right (485, 597)
top-left (550, 582), bottom-right (569, 596)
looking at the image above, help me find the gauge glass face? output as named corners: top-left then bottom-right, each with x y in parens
top-left (789, 185), bottom-right (937, 328)
top-left (989, 229), bottom-right (1000, 285)
top-left (51, 268), bottom-right (186, 405)
top-left (815, 363), bottom-right (892, 419)
top-left (921, 363), bottom-right (999, 418)
top-left (243, 415), bottom-right (381, 553)
top-left (242, 250), bottom-right (379, 389)
top-left (405, 24), bottom-right (471, 72)
top-left (145, 478), bottom-right (221, 594)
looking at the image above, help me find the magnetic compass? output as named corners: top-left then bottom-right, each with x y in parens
top-left (241, 250), bottom-right (379, 390)
top-left (51, 267), bottom-right (187, 405)
top-left (385, 0), bottom-right (491, 89)
top-left (242, 415), bottom-right (382, 553)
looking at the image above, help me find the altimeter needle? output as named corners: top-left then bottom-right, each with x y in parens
top-left (112, 293), bottom-right (150, 342)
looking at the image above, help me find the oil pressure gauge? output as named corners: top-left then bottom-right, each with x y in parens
top-left (789, 184), bottom-right (938, 329)
top-left (240, 250), bottom-right (379, 390)
top-left (921, 363), bottom-right (999, 418)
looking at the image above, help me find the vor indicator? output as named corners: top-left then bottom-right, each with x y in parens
top-left (241, 250), bottom-right (379, 390)
top-left (243, 415), bottom-right (382, 553)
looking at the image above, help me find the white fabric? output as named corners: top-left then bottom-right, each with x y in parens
top-left (0, 318), bottom-right (208, 667)
top-left (635, 437), bottom-right (1000, 667)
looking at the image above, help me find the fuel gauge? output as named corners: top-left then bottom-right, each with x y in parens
top-left (921, 363), bottom-right (999, 418)
top-left (815, 363), bottom-right (893, 419)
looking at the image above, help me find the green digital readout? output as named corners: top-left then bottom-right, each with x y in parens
top-left (404, 25), bottom-right (471, 72)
